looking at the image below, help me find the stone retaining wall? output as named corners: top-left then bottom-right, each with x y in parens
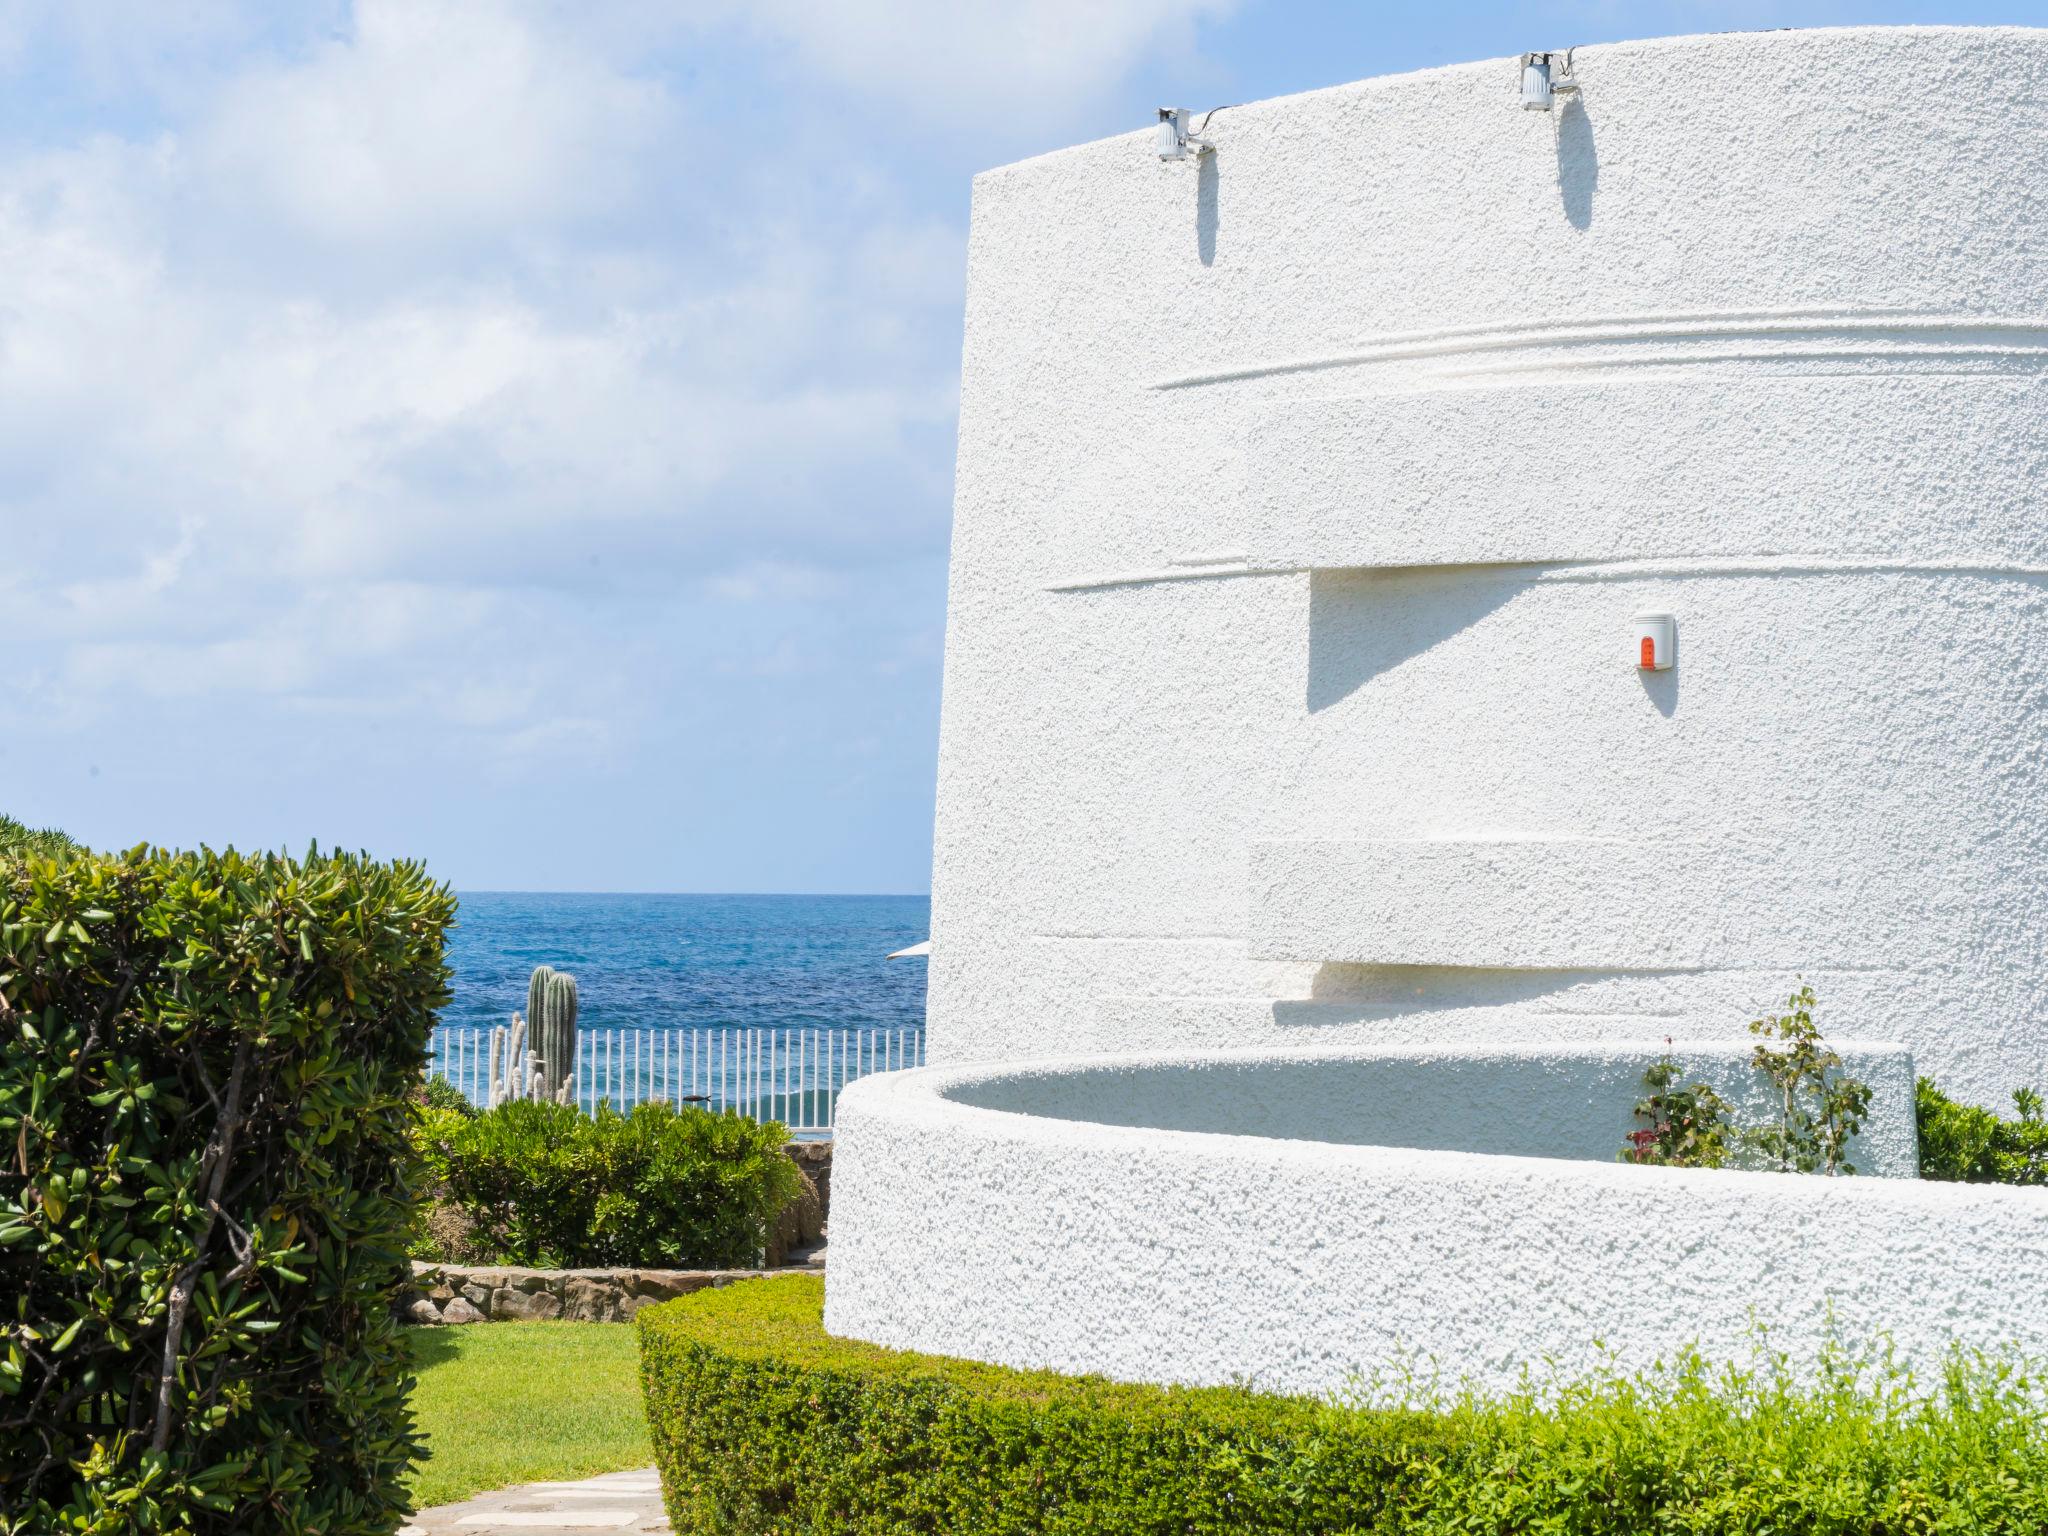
top-left (768, 1140), bottom-right (830, 1265)
top-left (403, 1262), bottom-right (778, 1325)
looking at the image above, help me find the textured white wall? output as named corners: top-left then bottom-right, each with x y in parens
top-left (927, 26), bottom-right (2048, 1106)
top-left (826, 1053), bottom-right (2048, 1399)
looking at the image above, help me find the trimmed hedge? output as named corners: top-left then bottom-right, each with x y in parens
top-left (0, 845), bottom-right (455, 1534)
top-left (638, 1275), bottom-right (2048, 1535)
top-left (421, 1098), bottom-right (802, 1268)
top-left (1917, 1076), bottom-right (2048, 1185)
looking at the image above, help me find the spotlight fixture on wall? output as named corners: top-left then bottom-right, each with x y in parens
top-left (1155, 106), bottom-right (1213, 161)
top-left (1520, 50), bottom-right (1579, 111)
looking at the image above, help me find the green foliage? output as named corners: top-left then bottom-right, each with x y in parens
top-left (0, 814), bottom-right (83, 863)
top-left (1747, 984), bottom-right (1872, 1175)
top-left (1619, 991), bottom-right (1872, 1173)
top-left (426, 1099), bottom-right (801, 1269)
top-left (639, 1275), bottom-right (2048, 1536)
top-left (0, 844), bottom-right (455, 1534)
top-left (1621, 1051), bottom-right (1733, 1168)
top-left (526, 965), bottom-right (579, 1101)
top-left (419, 1073), bottom-right (476, 1118)
top-left (1918, 1077), bottom-right (2048, 1185)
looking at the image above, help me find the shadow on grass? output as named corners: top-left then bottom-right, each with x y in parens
top-left (405, 1327), bottom-right (464, 1371)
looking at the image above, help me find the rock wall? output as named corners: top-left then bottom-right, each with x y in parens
top-left (403, 1262), bottom-right (784, 1325)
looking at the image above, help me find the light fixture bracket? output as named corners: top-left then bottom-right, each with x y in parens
top-left (1155, 106), bottom-right (1214, 162)
top-left (1519, 49), bottom-right (1580, 111)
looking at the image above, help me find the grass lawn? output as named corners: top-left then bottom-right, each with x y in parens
top-left (405, 1323), bottom-right (653, 1510)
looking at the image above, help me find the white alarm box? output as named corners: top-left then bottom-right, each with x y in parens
top-left (1632, 613), bottom-right (1676, 671)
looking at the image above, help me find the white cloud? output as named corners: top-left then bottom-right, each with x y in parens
top-left (0, 0), bottom-right (1218, 878)
top-left (197, 0), bottom-right (669, 249)
top-left (726, 0), bottom-right (1240, 123)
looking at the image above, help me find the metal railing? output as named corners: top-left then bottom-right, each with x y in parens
top-left (427, 1024), bottom-right (924, 1136)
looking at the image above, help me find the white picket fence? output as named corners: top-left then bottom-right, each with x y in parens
top-left (427, 1024), bottom-right (925, 1136)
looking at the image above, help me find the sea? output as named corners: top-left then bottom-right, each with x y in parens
top-left (441, 891), bottom-right (930, 1036)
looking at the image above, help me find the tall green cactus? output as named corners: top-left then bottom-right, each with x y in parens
top-left (527, 964), bottom-right (579, 1101)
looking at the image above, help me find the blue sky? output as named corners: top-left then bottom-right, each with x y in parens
top-left (0, 1), bottom-right (2035, 893)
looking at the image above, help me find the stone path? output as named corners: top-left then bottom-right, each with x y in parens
top-left (402, 1468), bottom-right (669, 1534)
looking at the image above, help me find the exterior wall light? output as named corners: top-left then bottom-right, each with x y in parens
top-left (1156, 106), bottom-right (1214, 161)
top-left (1520, 50), bottom-right (1579, 111)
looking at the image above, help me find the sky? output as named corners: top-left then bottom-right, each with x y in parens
top-left (0, 0), bottom-right (2038, 894)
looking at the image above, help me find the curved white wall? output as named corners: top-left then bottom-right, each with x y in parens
top-left (938, 1040), bottom-right (1922, 1177)
top-left (928, 26), bottom-right (2048, 1105)
top-left (826, 1053), bottom-right (2048, 1400)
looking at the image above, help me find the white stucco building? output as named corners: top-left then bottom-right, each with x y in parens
top-left (828, 27), bottom-right (2048, 1399)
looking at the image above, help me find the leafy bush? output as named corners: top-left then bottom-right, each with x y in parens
top-left (0, 814), bottom-right (82, 862)
top-left (428, 1099), bottom-right (801, 1269)
top-left (1918, 1078), bottom-right (2048, 1185)
top-left (0, 844), bottom-right (455, 1534)
top-left (419, 1074), bottom-right (475, 1117)
top-left (1621, 1052), bottom-right (1733, 1167)
top-left (1620, 990), bottom-right (1871, 1173)
top-left (1746, 984), bottom-right (1871, 1174)
top-left (639, 1275), bottom-right (2048, 1536)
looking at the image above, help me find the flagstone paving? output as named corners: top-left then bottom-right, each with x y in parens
top-left (401, 1467), bottom-right (669, 1535)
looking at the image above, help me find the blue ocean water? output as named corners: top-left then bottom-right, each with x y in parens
top-left (442, 891), bottom-right (930, 1035)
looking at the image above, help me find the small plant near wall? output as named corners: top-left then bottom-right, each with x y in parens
top-left (1917, 1079), bottom-right (2048, 1185)
top-left (1746, 985), bottom-right (1872, 1176)
top-left (1622, 1045), bottom-right (1734, 1168)
top-left (1619, 989), bottom-right (1870, 1175)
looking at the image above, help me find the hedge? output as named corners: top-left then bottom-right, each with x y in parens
top-left (1917, 1076), bottom-right (2048, 1185)
top-left (638, 1275), bottom-right (2048, 1536)
top-left (420, 1097), bottom-right (802, 1268)
top-left (0, 845), bottom-right (456, 1535)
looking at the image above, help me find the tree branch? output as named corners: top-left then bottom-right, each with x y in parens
top-left (148, 1038), bottom-right (252, 1455)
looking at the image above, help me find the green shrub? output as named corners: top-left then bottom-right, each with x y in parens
top-left (1621, 1051), bottom-right (1733, 1167)
top-left (419, 1074), bottom-right (475, 1117)
top-left (0, 844), bottom-right (455, 1534)
top-left (1918, 1077), bottom-right (2048, 1184)
top-left (430, 1099), bottom-right (801, 1269)
top-left (1620, 990), bottom-right (1873, 1173)
top-left (0, 814), bottom-right (82, 863)
top-left (639, 1275), bottom-right (2048, 1536)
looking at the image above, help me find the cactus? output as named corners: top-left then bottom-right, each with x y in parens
top-left (527, 964), bottom-right (579, 1102)
top-left (490, 1012), bottom-right (529, 1106)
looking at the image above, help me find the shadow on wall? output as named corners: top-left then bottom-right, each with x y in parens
top-left (1197, 151), bottom-right (1219, 265)
top-left (1303, 962), bottom-right (1613, 1008)
top-left (1557, 95), bottom-right (1597, 229)
top-left (1306, 565), bottom-right (1543, 712)
top-left (1640, 653), bottom-right (1678, 717)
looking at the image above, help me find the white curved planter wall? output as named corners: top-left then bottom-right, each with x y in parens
top-left (938, 1040), bottom-right (1922, 1177)
top-left (925, 26), bottom-right (2048, 1105)
top-left (826, 1051), bottom-right (2048, 1400)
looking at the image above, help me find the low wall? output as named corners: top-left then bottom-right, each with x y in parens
top-left (404, 1262), bottom-right (784, 1325)
top-left (944, 1040), bottom-right (1919, 1177)
top-left (769, 1139), bottom-right (831, 1266)
top-left (825, 1045), bottom-right (2048, 1401)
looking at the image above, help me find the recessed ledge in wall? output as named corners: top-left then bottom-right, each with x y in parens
top-left (1242, 375), bottom-right (2048, 573)
top-left (1247, 838), bottom-right (1948, 971)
